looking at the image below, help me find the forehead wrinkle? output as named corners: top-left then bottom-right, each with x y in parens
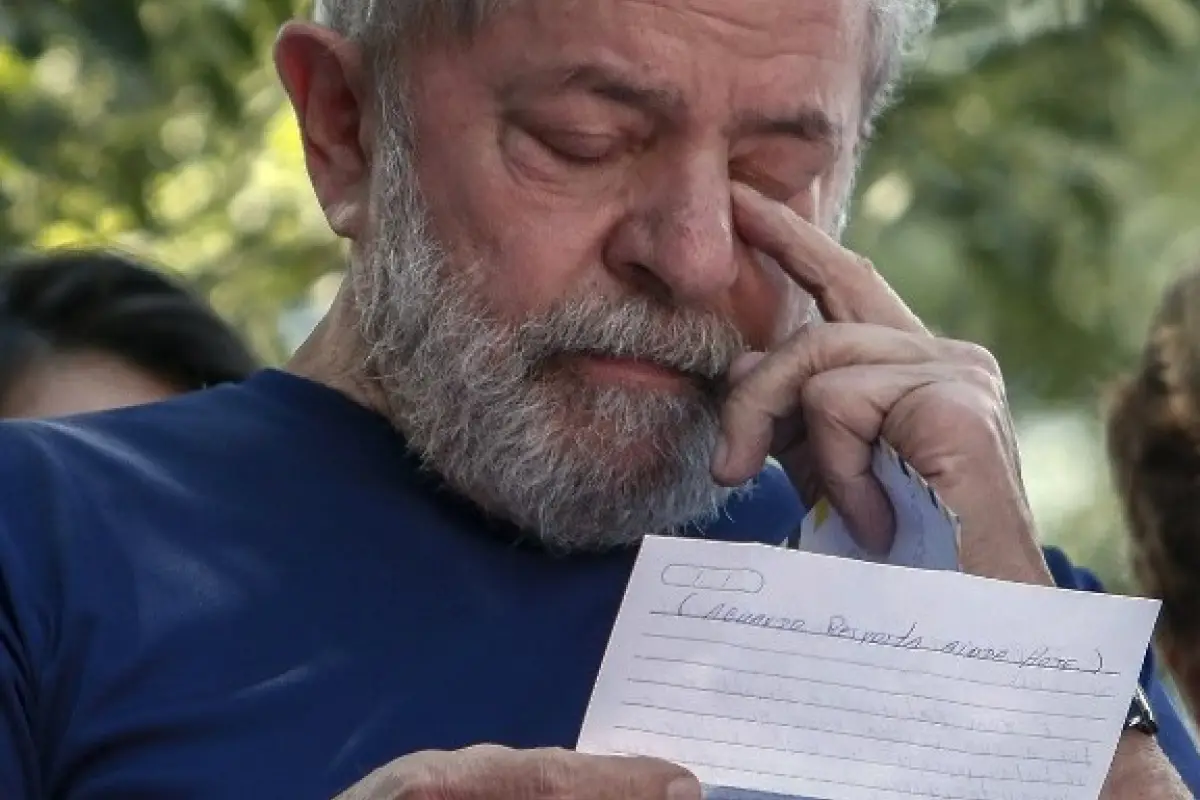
top-left (618, 0), bottom-right (866, 55)
top-left (498, 55), bottom-right (846, 161)
top-left (587, 0), bottom-right (864, 142)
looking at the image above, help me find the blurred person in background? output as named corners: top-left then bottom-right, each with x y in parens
top-left (0, 249), bottom-right (258, 418)
top-left (1109, 266), bottom-right (1200, 729)
top-left (0, 1), bottom-right (1195, 799)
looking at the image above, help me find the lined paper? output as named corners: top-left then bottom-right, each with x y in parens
top-left (578, 536), bottom-right (1159, 800)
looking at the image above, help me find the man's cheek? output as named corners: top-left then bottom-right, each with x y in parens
top-left (729, 252), bottom-right (809, 348)
top-left (469, 229), bottom-right (584, 315)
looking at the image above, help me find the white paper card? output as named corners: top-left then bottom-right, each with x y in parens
top-left (798, 441), bottom-right (961, 572)
top-left (578, 536), bottom-right (1160, 800)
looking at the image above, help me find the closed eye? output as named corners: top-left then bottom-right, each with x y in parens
top-left (532, 130), bottom-right (621, 165)
top-left (731, 157), bottom-right (823, 203)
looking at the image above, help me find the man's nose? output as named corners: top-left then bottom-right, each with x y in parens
top-left (605, 156), bottom-right (737, 305)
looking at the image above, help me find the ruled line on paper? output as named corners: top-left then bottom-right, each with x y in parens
top-left (644, 755), bottom-right (1079, 800)
top-left (610, 734), bottom-right (1088, 785)
top-left (624, 678), bottom-right (1106, 738)
top-left (616, 703), bottom-right (1093, 763)
top-left (630, 658), bottom-right (1109, 721)
top-left (578, 537), bottom-right (1161, 800)
top-left (604, 748), bottom-right (1083, 800)
top-left (639, 633), bottom-right (1118, 697)
top-left (647, 609), bottom-right (1119, 676)
top-left (619, 662), bottom-right (1106, 751)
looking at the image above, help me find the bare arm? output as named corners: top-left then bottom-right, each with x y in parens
top-left (1102, 732), bottom-right (1194, 799)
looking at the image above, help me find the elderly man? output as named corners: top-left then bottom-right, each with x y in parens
top-left (0, 1), bottom-right (1196, 798)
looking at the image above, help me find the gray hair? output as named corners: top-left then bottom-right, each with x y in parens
top-left (312, 0), bottom-right (936, 132)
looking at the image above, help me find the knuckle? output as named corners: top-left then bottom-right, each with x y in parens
top-left (799, 376), bottom-right (840, 416)
top-left (852, 253), bottom-right (878, 275)
top-left (960, 363), bottom-right (1008, 407)
top-left (961, 364), bottom-right (998, 393)
top-left (726, 373), bottom-right (791, 422)
top-left (403, 745), bottom-right (513, 800)
top-left (338, 752), bottom-right (456, 800)
top-left (954, 341), bottom-right (1002, 376)
top-left (779, 319), bottom-right (822, 355)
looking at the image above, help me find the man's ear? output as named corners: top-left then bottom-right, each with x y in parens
top-left (274, 22), bottom-right (372, 240)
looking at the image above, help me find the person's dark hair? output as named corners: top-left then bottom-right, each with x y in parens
top-left (0, 249), bottom-right (258, 405)
top-left (1107, 265), bottom-right (1200, 713)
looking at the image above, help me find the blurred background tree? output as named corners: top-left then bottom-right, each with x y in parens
top-left (1, 0), bottom-right (1199, 589)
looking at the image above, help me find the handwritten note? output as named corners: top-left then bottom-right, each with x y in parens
top-left (578, 536), bottom-right (1160, 800)
top-left (798, 441), bottom-right (961, 572)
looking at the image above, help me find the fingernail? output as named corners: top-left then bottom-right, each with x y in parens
top-left (668, 776), bottom-right (702, 800)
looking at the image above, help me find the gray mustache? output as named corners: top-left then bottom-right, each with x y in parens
top-left (514, 297), bottom-right (745, 380)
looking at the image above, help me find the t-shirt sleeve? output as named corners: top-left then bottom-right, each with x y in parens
top-left (0, 512), bottom-right (44, 799)
top-left (1042, 546), bottom-right (1200, 794)
top-left (0, 422), bottom-right (64, 799)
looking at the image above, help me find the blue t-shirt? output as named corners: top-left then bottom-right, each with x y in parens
top-left (0, 370), bottom-right (1195, 798)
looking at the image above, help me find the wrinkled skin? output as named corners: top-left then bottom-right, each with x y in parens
top-left (274, 0), bottom-right (1190, 796)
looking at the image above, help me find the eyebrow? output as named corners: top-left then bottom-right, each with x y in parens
top-left (500, 63), bottom-right (685, 121)
top-left (737, 109), bottom-right (843, 156)
top-left (499, 61), bottom-right (843, 153)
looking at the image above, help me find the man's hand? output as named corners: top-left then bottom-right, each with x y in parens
top-left (714, 183), bottom-right (1050, 585)
top-left (1102, 733), bottom-right (1193, 799)
top-left (335, 745), bottom-right (701, 800)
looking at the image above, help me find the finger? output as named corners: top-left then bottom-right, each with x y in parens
top-left (775, 438), bottom-right (822, 509)
top-left (505, 749), bottom-right (698, 800)
top-left (713, 323), bottom-right (946, 485)
top-left (727, 350), bottom-right (767, 385)
top-left (338, 748), bottom-right (699, 800)
top-left (942, 340), bottom-right (1022, 479)
top-left (734, 362), bottom-right (962, 554)
top-left (799, 366), bottom-right (945, 552)
top-left (587, 755), bottom-right (700, 800)
top-left (731, 182), bottom-right (926, 334)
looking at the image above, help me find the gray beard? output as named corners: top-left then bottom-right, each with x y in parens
top-left (352, 119), bottom-right (749, 552)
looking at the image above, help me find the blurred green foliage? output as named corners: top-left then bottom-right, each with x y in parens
top-left (0, 0), bottom-right (336, 358)
top-left (1, 0), bottom-right (1199, 589)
